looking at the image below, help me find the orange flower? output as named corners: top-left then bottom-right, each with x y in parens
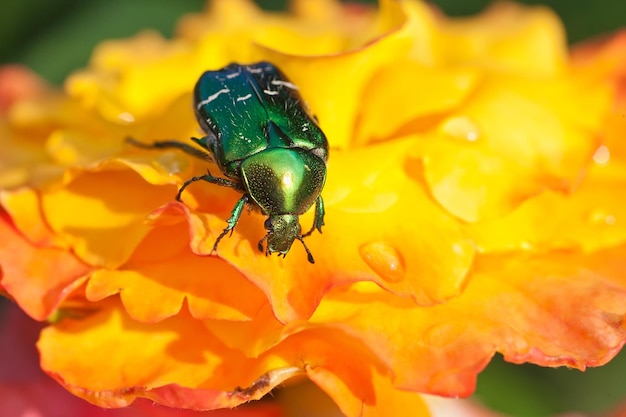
top-left (1, 1), bottom-right (626, 416)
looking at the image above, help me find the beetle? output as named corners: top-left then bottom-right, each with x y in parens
top-left (128, 62), bottom-right (328, 263)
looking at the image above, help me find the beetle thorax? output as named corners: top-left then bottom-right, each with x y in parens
top-left (240, 147), bottom-right (326, 216)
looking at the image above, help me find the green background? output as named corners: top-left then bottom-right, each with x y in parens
top-left (1, 1), bottom-right (625, 415)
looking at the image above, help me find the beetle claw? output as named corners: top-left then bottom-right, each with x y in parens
top-left (297, 236), bottom-right (315, 264)
top-left (257, 235), bottom-right (267, 253)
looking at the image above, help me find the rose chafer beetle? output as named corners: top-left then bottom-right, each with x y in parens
top-left (129, 62), bottom-right (328, 263)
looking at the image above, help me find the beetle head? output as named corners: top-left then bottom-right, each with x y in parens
top-left (259, 214), bottom-right (314, 263)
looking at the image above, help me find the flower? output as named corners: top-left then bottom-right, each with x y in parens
top-left (1, 0), bottom-right (626, 416)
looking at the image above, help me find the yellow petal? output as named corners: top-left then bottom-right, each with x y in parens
top-left (86, 221), bottom-right (268, 322)
top-left (41, 166), bottom-right (173, 267)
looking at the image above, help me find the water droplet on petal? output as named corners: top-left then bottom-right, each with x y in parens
top-left (592, 145), bottom-right (610, 165)
top-left (520, 240), bottom-right (534, 250)
top-left (117, 111), bottom-right (135, 124)
top-left (423, 321), bottom-right (467, 347)
top-left (589, 210), bottom-right (616, 226)
top-left (440, 116), bottom-right (481, 142)
top-left (451, 243), bottom-right (467, 255)
top-left (359, 241), bottom-right (406, 283)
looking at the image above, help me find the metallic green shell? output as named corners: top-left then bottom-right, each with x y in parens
top-left (193, 62), bottom-right (328, 178)
top-left (240, 147), bottom-right (326, 215)
top-left (188, 62), bottom-right (328, 262)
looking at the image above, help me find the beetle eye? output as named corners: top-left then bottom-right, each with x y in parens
top-left (264, 218), bottom-right (273, 231)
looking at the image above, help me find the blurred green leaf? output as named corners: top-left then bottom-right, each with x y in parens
top-left (0, 0), bottom-right (80, 59)
top-left (2, 0), bottom-right (203, 84)
top-left (475, 350), bottom-right (626, 416)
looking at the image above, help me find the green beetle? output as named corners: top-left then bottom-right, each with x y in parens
top-left (129, 62), bottom-right (328, 263)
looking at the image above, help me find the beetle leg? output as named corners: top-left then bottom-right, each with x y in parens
top-left (213, 195), bottom-right (248, 254)
top-left (302, 195), bottom-right (325, 237)
top-left (126, 137), bottom-right (214, 163)
top-left (176, 170), bottom-right (244, 201)
top-left (297, 237), bottom-right (315, 264)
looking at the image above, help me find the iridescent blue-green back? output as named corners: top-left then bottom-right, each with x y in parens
top-left (193, 62), bottom-right (328, 177)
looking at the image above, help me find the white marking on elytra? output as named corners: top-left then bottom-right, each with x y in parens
top-left (196, 88), bottom-right (230, 109)
top-left (271, 80), bottom-right (299, 90)
top-left (237, 93), bottom-right (252, 102)
top-left (263, 89), bottom-right (280, 96)
top-left (226, 72), bottom-right (239, 79)
top-left (248, 68), bottom-right (263, 74)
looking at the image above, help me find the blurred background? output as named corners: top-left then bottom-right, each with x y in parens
top-left (1, 0), bottom-right (625, 416)
top-left (2, 0), bottom-right (626, 84)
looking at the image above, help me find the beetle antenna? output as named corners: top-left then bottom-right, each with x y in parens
top-left (297, 237), bottom-right (315, 264)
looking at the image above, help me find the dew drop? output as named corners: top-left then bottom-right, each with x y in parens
top-left (592, 145), bottom-right (610, 165)
top-left (359, 241), bottom-right (406, 283)
top-left (520, 240), bottom-right (534, 250)
top-left (589, 210), bottom-right (616, 226)
top-left (117, 111), bottom-right (135, 124)
top-left (423, 321), bottom-right (467, 347)
top-left (451, 243), bottom-right (467, 255)
top-left (440, 116), bottom-right (481, 142)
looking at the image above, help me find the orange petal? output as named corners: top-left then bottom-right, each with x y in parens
top-left (208, 317), bottom-right (432, 417)
top-left (40, 298), bottom-right (428, 414)
top-left (252, 0), bottom-right (420, 149)
top-left (571, 31), bottom-right (626, 80)
top-left (202, 304), bottom-right (285, 358)
top-left (437, 2), bottom-right (567, 76)
top-left (0, 382), bottom-right (284, 417)
top-left (571, 31), bottom-right (626, 170)
top-left (0, 211), bottom-right (91, 320)
top-left (41, 164), bottom-right (174, 268)
top-left (186, 138), bottom-right (474, 322)
top-left (355, 63), bottom-right (480, 144)
top-left (86, 217), bottom-right (268, 322)
top-left (206, 317), bottom-right (432, 417)
top-left (0, 65), bottom-right (48, 114)
top-left (314, 368), bottom-right (431, 417)
top-left (38, 299), bottom-right (301, 409)
top-left (417, 73), bottom-right (608, 222)
top-left (0, 187), bottom-right (65, 248)
top-left (303, 245), bottom-right (626, 397)
top-left (67, 32), bottom-right (207, 124)
top-left (464, 170), bottom-right (626, 253)
top-left (304, 338), bottom-right (431, 417)
top-left (0, 302), bottom-right (282, 417)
